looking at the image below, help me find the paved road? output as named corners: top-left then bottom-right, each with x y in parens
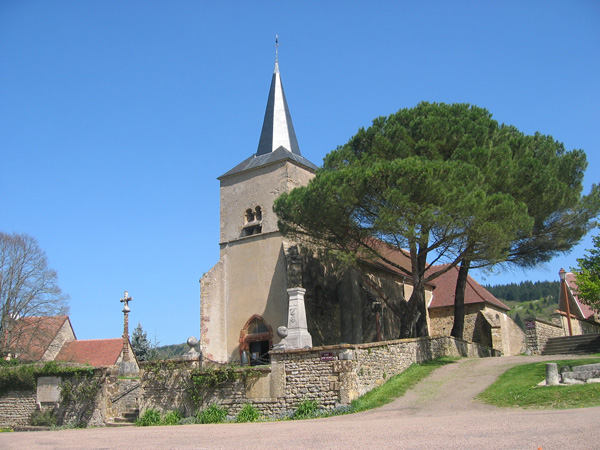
top-left (2, 355), bottom-right (599, 450)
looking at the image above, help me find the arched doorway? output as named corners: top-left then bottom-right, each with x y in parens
top-left (239, 315), bottom-right (273, 365)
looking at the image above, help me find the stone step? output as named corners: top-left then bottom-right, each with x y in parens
top-left (106, 421), bottom-right (136, 427)
top-left (542, 333), bottom-right (600, 355)
top-left (113, 416), bottom-right (136, 423)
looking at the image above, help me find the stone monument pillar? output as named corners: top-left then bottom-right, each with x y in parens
top-left (282, 287), bottom-right (313, 349)
top-left (274, 244), bottom-right (312, 350)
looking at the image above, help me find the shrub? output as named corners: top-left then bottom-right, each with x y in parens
top-left (136, 408), bottom-right (162, 426)
top-left (177, 416), bottom-right (197, 425)
top-left (0, 364), bottom-right (35, 394)
top-left (30, 409), bottom-right (57, 427)
top-left (235, 403), bottom-right (260, 423)
top-left (196, 404), bottom-right (228, 424)
top-left (292, 399), bottom-right (319, 419)
top-left (162, 410), bottom-right (183, 425)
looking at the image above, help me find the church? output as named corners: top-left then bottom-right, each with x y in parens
top-left (199, 55), bottom-right (525, 364)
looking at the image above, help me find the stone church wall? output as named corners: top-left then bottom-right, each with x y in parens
top-left (429, 304), bottom-right (482, 341)
top-left (301, 253), bottom-right (431, 346)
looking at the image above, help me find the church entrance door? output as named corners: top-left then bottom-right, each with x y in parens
top-left (239, 315), bottom-right (273, 366)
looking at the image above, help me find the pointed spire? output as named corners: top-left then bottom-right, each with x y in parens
top-left (256, 37), bottom-right (301, 156)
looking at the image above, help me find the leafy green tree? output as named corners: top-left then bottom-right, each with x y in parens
top-left (275, 103), bottom-right (530, 338)
top-left (451, 127), bottom-right (599, 338)
top-left (572, 235), bottom-right (600, 311)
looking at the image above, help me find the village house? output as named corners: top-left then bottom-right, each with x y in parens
top-left (556, 270), bottom-right (600, 335)
top-left (3, 314), bottom-right (138, 370)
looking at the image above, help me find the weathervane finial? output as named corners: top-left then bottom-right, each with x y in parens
top-left (275, 34), bottom-right (279, 63)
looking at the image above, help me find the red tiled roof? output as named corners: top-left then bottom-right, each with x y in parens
top-left (360, 239), bottom-right (412, 275)
top-left (4, 315), bottom-right (71, 361)
top-left (428, 264), bottom-right (510, 311)
top-left (55, 338), bottom-right (124, 367)
top-left (562, 272), bottom-right (596, 320)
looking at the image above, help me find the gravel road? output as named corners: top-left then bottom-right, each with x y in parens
top-left (2, 355), bottom-right (598, 450)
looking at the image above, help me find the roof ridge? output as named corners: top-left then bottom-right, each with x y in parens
top-left (70, 337), bottom-right (123, 342)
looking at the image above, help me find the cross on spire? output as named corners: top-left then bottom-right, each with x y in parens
top-left (275, 34), bottom-right (279, 63)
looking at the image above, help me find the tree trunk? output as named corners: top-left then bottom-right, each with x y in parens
top-left (399, 239), bottom-right (430, 338)
top-left (399, 290), bottom-right (420, 339)
top-left (399, 274), bottom-right (426, 338)
top-left (416, 289), bottom-right (429, 337)
top-left (450, 259), bottom-right (471, 339)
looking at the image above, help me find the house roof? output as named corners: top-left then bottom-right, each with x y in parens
top-left (219, 60), bottom-right (317, 179)
top-left (360, 239), bottom-right (413, 278)
top-left (54, 338), bottom-right (125, 367)
top-left (559, 272), bottom-right (596, 320)
top-left (4, 315), bottom-right (72, 361)
top-left (428, 264), bottom-right (510, 311)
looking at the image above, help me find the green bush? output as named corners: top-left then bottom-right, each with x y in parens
top-left (235, 403), bottom-right (260, 423)
top-left (162, 410), bottom-right (183, 425)
top-left (0, 364), bottom-right (36, 394)
top-left (30, 409), bottom-right (57, 427)
top-left (136, 408), bottom-right (162, 426)
top-left (292, 399), bottom-right (319, 419)
top-left (177, 416), bottom-right (197, 425)
top-left (196, 404), bottom-right (228, 424)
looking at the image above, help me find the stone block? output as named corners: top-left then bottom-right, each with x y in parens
top-left (332, 360), bottom-right (352, 373)
top-left (338, 349), bottom-right (354, 360)
top-left (546, 363), bottom-right (559, 386)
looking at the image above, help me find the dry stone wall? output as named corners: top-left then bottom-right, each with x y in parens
top-left (139, 336), bottom-right (497, 420)
top-left (0, 390), bottom-right (36, 428)
top-left (525, 318), bottom-right (564, 354)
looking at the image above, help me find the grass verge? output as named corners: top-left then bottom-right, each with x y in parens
top-left (478, 357), bottom-right (600, 409)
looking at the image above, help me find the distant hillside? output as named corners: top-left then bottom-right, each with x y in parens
top-left (484, 280), bottom-right (560, 330)
top-left (154, 342), bottom-right (188, 359)
top-left (484, 280), bottom-right (559, 303)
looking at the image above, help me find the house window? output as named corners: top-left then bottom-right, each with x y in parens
top-left (239, 315), bottom-right (272, 365)
top-left (242, 206), bottom-right (263, 237)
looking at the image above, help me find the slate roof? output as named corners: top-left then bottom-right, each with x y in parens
top-left (220, 146), bottom-right (318, 179)
top-left (428, 264), bottom-right (510, 311)
top-left (219, 61), bottom-right (318, 179)
top-left (4, 315), bottom-right (72, 361)
top-left (559, 271), bottom-right (597, 320)
top-left (55, 338), bottom-right (125, 367)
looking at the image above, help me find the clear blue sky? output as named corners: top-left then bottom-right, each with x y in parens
top-left (2, 1), bottom-right (598, 345)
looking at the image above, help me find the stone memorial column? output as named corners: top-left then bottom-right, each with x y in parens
top-left (283, 287), bottom-right (312, 349)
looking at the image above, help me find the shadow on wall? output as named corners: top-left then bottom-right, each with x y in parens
top-left (301, 251), bottom-right (407, 346)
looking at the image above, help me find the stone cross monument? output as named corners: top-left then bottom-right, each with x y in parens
top-left (120, 291), bottom-right (132, 361)
top-left (119, 291), bottom-right (138, 374)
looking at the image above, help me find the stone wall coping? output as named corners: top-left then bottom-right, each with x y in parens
top-left (271, 335), bottom-right (479, 356)
top-left (528, 317), bottom-right (562, 328)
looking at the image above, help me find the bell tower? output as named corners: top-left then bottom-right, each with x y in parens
top-left (200, 46), bottom-right (317, 363)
